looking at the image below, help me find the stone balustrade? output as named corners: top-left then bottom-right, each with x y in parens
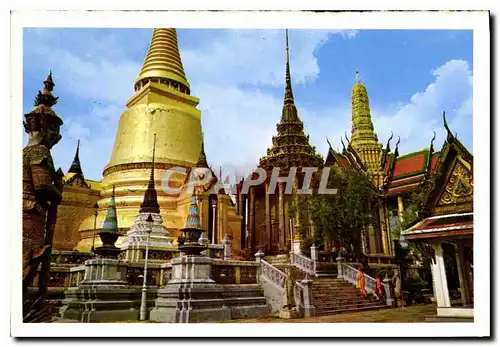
top-left (64, 258), bottom-right (258, 288)
top-left (336, 257), bottom-right (394, 307)
top-left (290, 252), bottom-right (315, 276)
top-left (293, 277), bottom-right (315, 317)
top-left (255, 251), bottom-right (285, 314)
top-left (260, 260), bottom-right (286, 287)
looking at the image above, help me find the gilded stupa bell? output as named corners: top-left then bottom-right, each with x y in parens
top-left (77, 28), bottom-right (203, 245)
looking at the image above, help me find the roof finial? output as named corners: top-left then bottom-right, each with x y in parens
top-left (430, 130), bottom-right (436, 150)
top-left (345, 131), bottom-right (350, 144)
top-left (442, 110), bottom-right (454, 141)
top-left (340, 136), bottom-right (346, 152)
top-left (139, 133), bottom-right (160, 214)
top-left (394, 136), bottom-right (401, 157)
top-left (326, 137), bottom-right (334, 154)
top-left (68, 139), bottom-right (83, 175)
top-left (284, 29), bottom-right (294, 106)
top-left (385, 131), bottom-right (394, 153)
top-left (286, 29), bottom-right (290, 64)
top-left (356, 70), bottom-right (360, 83)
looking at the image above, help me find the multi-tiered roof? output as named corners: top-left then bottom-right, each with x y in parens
top-left (259, 30), bottom-right (323, 172)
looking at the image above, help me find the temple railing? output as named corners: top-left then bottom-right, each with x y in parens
top-left (260, 260), bottom-right (286, 288)
top-left (293, 280), bottom-right (304, 307)
top-left (336, 257), bottom-right (394, 307)
top-left (68, 265), bottom-right (86, 287)
top-left (293, 278), bottom-right (315, 317)
top-left (290, 252), bottom-right (315, 276)
top-left (255, 251), bottom-right (285, 314)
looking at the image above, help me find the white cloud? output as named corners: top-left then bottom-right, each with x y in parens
top-left (182, 29), bottom-right (358, 177)
top-left (23, 29), bottom-right (472, 183)
top-left (182, 29), bottom-right (350, 87)
top-left (371, 59), bottom-right (473, 154)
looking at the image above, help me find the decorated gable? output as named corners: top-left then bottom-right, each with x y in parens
top-left (423, 130), bottom-right (473, 216)
top-left (436, 155), bottom-right (473, 213)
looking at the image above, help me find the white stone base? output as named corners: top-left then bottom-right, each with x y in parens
top-left (121, 212), bottom-right (173, 257)
top-left (121, 212), bottom-right (178, 262)
top-left (81, 258), bottom-right (128, 285)
top-left (122, 245), bottom-right (178, 263)
top-left (169, 256), bottom-right (215, 284)
top-left (437, 307), bottom-right (474, 318)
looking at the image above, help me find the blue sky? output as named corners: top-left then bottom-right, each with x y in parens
top-left (23, 28), bottom-right (473, 181)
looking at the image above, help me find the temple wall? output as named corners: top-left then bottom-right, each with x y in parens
top-left (54, 185), bottom-right (100, 251)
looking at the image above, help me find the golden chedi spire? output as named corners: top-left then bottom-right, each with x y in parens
top-left (135, 28), bottom-right (190, 95)
top-left (76, 28), bottom-right (203, 249)
top-left (259, 30), bottom-right (323, 172)
top-left (350, 71), bottom-right (382, 174)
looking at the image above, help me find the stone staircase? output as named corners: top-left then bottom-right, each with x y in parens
top-left (268, 257), bottom-right (389, 317)
top-left (312, 278), bottom-right (389, 316)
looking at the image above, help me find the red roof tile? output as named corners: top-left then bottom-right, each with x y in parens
top-left (338, 155), bottom-right (351, 169)
top-left (392, 153), bottom-right (426, 177)
top-left (430, 155), bottom-right (440, 174)
top-left (383, 154), bottom-right (392, 173)
top-left (385, 182), bottom-right (420, 197)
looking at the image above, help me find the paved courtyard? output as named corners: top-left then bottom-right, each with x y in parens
top-left (221, 304), bottom-right (438, 323)
top-left (52, 304), bottom-right (438, 323)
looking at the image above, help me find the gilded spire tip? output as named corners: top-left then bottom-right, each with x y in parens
top-left (284, 29), bottom-right (294, 106)
top-left (135, 28), bottom-right (190, 94)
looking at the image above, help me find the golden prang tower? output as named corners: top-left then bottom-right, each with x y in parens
top-left (350, 72), bottom-right (384, 187)
top-left (74, 29), bottom-right (241, 250)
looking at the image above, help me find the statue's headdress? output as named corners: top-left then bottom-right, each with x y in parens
top-left (23, 71), bottom-right (63, 133)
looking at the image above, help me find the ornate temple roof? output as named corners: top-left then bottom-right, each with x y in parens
top-left (135, 28), bottom-right (191, 94)
top-left (402, 212), bottom-right (473, 240)
top-left (259, 30), bottom-right (323, 171)
top-left (417, 112), bottom-right (473, 216)
top-left (68, 139), bottom-right (83, 176)
top-left (402, 115), bottom-right (473, 239)
top-left (327, 129), bottom-right (452, 198)
top-left (325, 137), bottom-right (366, 173)
top-left (139, 134), bottom-right (161, 214)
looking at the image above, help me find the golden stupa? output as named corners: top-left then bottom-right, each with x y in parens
top-left (53, 29), bottom-right (242, 252)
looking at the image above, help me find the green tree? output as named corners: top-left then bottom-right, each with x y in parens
top-left (308, 167), bottom-right (378, 259)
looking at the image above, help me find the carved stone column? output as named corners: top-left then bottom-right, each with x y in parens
top-left (292, 181), bottom-right (302, 254)
top-left (284, 196), bottom-right (290, 252)
top-left (301, 277), bottom-right (315, 317)
top-left (249, 187), bottom-right (256, 252)
top-left (265, 182), bottom-right (271, 251)
top-left (278, 182), bottom-right (285, 249)
top-left (397, 196), bottom-right (404, 223)
top-left (199, 194), bottom-right (210, 234)
top-left (430, 242), bottom-right (451, 308)
top-left (379, 205), bottom-right (389, 255)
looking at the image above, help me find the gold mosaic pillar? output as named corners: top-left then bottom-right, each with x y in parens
top-left (265, 182), bottom-right (271, 250)
top-left (278, 182), bottom-right (285, 249)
